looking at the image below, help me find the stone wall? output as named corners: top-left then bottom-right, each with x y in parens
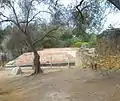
top-left (75, 48), bottom-right (95, 68)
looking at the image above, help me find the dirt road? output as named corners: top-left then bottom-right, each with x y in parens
top-left (1, 68), bottom-right (120, 101)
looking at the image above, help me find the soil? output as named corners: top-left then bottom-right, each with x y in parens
top-left (1, 68), bottom-right (120, 101)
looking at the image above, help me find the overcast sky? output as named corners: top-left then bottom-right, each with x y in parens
top-left (104, 12), bottom-right (120, 29)
top-left (1, 0), bottom-right (120, 30)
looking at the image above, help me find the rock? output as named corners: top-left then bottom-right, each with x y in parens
top-left (5, 60), bottom-right (16, 67)
top-left (75, 48), bottom-right (96, 68)
top-left (88, 48), bottom-right (95, 54)
top-left (11, 67), bottom-right (22, 75)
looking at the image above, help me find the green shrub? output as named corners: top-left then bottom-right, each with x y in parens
top-left (74, 41), bottom-right (89, 47)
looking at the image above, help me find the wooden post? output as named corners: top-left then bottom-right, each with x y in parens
top-left (50, 56), bottom-right (52, 68)
top-left (68, 57), bottom-right (70, 68)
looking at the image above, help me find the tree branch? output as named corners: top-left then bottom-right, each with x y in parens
top-left (9, 2), bottom-right (19, 24)
top-left (33, 26), bottom-right (59, 46)
top-left (28, 10), bottom-right (52, 24)
top-left (107, 0), bottom-right (120, 11)
top-left (76, 0), bottom-right (85, 24)
top-left (24, 0), bottom-right (35, 34)
top-left (0, 12), bottom-right (9, 19)
top-left (81, 5), bottom-right (90, 11)
top-left (0, 19), bottom-right (16, 24)
top-left (55, 0), bottom-right (59, 6)
top-left (19, 21), bottom-right (27, 23)
top-left (7, 1), bottom-right (26, 34)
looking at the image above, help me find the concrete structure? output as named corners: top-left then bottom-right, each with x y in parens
top-left (5, 48), bottom-right (78, 67)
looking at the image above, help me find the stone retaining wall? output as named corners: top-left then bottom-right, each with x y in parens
top-left (75, 48), bottom-right (95, 68)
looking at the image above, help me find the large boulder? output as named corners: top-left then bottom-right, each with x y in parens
top-left (11, 67), bottom-right (22, 75)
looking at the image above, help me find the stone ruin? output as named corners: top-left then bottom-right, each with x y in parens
top-left (75, 47), bottom-right (96, 68)
top-left (75, 28), bottom-right (120, 69)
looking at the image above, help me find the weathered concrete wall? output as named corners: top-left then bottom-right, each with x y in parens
top-left (75, 48), bottom-right (95, 68)
top-left (5, 48), bottom-right (78, 67)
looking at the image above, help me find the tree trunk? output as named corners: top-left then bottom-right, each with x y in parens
top-left (33, 51), bottom-right (43, 74)
top-left (25, 33), bottom-right (43, 74)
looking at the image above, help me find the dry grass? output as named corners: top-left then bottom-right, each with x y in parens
top-left (96, 55), bottom-right (120, 69)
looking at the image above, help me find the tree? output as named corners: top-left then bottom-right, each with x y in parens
top-left (89, 33), bottom-right (97, 47)
top-left (0, 0), bottom-right (59, 74)
top-left (68, 0), bottom-right (115, 43)
top-left (107, 0), bottom-right (120, 10)
top-left (5, 26), bottom-right (28, 58)
top-left (96, 28), bottom-right (120, 69)
top-left (0, 29), bottom-right (5, 50)
top-left (0, 24), bottom-right (60, 60)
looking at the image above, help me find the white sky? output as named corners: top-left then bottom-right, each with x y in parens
top-left (60, 0), bottom-right (76, 6)
top-left (1, 0), bottom-right (120, 31)
top-left (104, 13), bottom-right (120, 29)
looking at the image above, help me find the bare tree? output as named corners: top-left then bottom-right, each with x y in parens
top-left (0, 0), bottom-right (59, 74)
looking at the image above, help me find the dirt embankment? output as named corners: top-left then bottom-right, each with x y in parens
top-left (1, 68), bottom-right (120, 101)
